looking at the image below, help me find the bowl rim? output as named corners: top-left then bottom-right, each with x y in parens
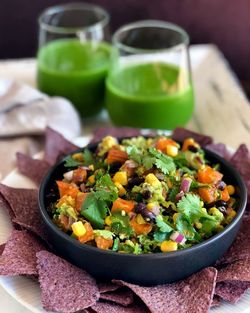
top-left (39, 137), bottom-right (247, 259)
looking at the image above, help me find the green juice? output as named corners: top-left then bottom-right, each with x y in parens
top-left (37, 39), bottom-right (111, 117)
top-left (105, 63), bottom-right (194, 129)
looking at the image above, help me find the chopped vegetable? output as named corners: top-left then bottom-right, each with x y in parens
top-left (51, 135), bottom-right (238, 254)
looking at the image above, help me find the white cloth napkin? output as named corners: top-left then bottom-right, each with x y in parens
top-left (0, 79), bottom-right (82, 139)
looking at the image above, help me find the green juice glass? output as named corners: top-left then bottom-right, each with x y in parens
top-left (105, 20), bottom-right (194, 129)
top-left (37, 3), bottom-right (111, 117)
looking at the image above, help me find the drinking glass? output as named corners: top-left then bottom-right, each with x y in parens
top-left (37, 3), bottom-right (111, 117)
top-left (105, 20), bottom-right (194, 129)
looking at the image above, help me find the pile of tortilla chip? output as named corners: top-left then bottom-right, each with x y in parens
top-left (0, 126), bottom-right (250, 313)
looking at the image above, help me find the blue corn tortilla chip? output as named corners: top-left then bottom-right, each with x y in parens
top-left (216, 214), bottom-right (250, 265)
top-left (98, 282), bottom-right (121, 293)
top-left (230, 144), bottom-right (250, 204)
top-left (211, 295), bottom-right (221, 307)
top-left (100, 288), bottom-right (134, 306)
top-left (36, 251), bottom-right (99, 313)
top-left (91, 301), bottom-right (149, 313)
top-left (0, 230), bottom-right (45, 276)
top-left (0, 184), bottom-right (48, 242)
top-left (172, 128), bottom-right (213, 146)
top-left (0, 244), bottom-right (5, 255)
top-left (215, 281), bottom-right (250, 303)
top-left (205, 143), bottom-right (231, 160)
top-left (16, 152), bottom-right (50, 186)
top-left (113, 267), bottom-right (217, 313)
top-left (91, 127), bottom-right (143, 144)
top-left (217, 258), bottom-right (250, 282)
top-left (44, 127), bottom-right (78, 165)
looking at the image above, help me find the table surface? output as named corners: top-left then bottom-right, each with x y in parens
top-left (0, 44), bottom-right (250, 313)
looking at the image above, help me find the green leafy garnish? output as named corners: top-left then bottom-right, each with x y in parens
top-left (176, 214), bottom-right (201, 241)
top-left (64, 156), bottom-right (83, 168)
top-left (149, 148), bottom-right (176, 174)
top-left (83, 149), bottom-right (95, 166)
top-left (94, 174), bottom-right (118, 202)
top-left (155, 215), bottom-right (173, 233)
top-left (93, 229), bottom-right (114, 239)
top-left (110, 213), bottom-right (133, 237)
top-left (81, 194), bottom-right (108, 228)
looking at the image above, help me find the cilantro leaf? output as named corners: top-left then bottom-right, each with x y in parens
top-left (64, 156), bottom-right (83, 168)
top-left (126, 146), bottom-right (142, 165)
top-left (81, 193), bottom-right (108, 228)
top-left (93, 229), bottom-right (114, 239)
top-left (110, 213), bottom-right (133, 236)
top-left (156, 216), bottom-right (173, 233)
top-left (142, 155), bottom-right (156, 170)
top-left (95, 174), bottom-right (118, 202)
top-left (153, 231), bottom-right (169, 243)
top-left (177, 193), bottom-right (215, 223)
top-left (83, 149), bottom-right (95, 166)
top-left (177, 194), bottom-right (202, 222)
top-left (176, 214), bottom-right (201, 241)
top-left (149, 148), bottom-right (176, 174)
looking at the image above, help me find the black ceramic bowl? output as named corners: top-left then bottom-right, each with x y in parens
top-left (39, 139), bottom-right (247, 286)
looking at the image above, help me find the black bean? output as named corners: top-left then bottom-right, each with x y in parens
top-left (218, 206), bottom-right (227, 214)
top-left (128, 176), bottom-right (144, 188)
top-left (135, 203), bottom-right (147, 214)
top-left (109, 162), bottom-right (122, 173)
top-left (141, 208), bottom-right (156, 221)
top-left (142, 190), bottom-right (151, 199)
top-left (188, 145), bottom-right (198, 153)
top-left (217, 181), bottom-right (226, 191)
top-left (216, 200), bottom-right (228, 207)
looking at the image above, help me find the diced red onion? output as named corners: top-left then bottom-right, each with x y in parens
top-left (63, 170), bottom-right (73, 181)
top-left (180, 177), bottom-right (192, 193)
top-left (170, 231), bottom-right (186, 244)
top-left (176, 190), bottom-right (185, 201)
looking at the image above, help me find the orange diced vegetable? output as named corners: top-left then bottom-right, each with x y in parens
top-left (111, 198), bottom-right (135, 213)
top-left (130, 216), bottom-right (152, 235)
top-left (95, 236), bottom-right (113, 250)
top-left (78, 222), bottom-right (94, 243)
top-left (198, 187), bottom-right (217, 203)
top-left (75, 192), bottom-right (89, 211)
top-left (182, 138), bottom-right (200, 152)
top-left (56, 181), bottom-right (79, 199)
top-left (106, 148), bottom-right (128, 165)
top-left (72, 168), bottom-right (87, 184)
top-left (197, 166), bottom-right (223, 184)
top-left (220, 188), bottom-right (230, 202)
top-left (156, 138), bottom-right (179, 152)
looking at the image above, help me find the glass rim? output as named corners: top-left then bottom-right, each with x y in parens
top-left (38, 2), bottom-right (110, 34)
top-left (112, 20), bottom-right (190, 54)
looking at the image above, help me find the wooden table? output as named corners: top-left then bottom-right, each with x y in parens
top-left (0, 44), bottom-right (249, 313)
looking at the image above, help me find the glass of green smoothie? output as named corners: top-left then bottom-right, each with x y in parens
top-left (37, 3), bottom-right (111, 117)
top-left (105, 20), bottom-right (194, 129)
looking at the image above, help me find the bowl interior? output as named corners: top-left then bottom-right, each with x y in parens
top-left (39, 138), bottom-right (247, 259)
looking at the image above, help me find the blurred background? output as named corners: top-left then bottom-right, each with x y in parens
top-left (0, 0), bottom-right (250, 95)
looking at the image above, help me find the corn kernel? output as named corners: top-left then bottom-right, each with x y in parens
top-left (105, 216), bottom-right (112, 226)
top-left (72, 153), bottom-right (84, 161)
top-left (228, 209), bottom-right (237, 218)
top-left (216, 224), bottom-right (224, 233)
top-left (201, 207), bottom-right (207, 214)
top-left (209, 207), bottom-right (224, 220)
top-left (71, 221), bottom-right (86, 237)
top-left (173, 213), bottom-right (179, 223)
top-left (145, 173), bottom-right (161, 187)
top-left (160, 240), bottom-right (178, 252)
top-left (166, 145), bottom-right (178, 157)
top-left (89, 164), bottom-right (94, 171)
top-left (136, 214), bottom-right (146, 225)
top-left (195, 222), bottom-right (202, 229)
top-left (147, 202), bottom-right (158, 211)
top-left (113, 171), bottom-right (128, 186)
top-left (114, 182), bottom-right (126, 196)
top-left (88, 175), bottom-right (95, 184)
top-left (227, 185), bottom-right (235, 195)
